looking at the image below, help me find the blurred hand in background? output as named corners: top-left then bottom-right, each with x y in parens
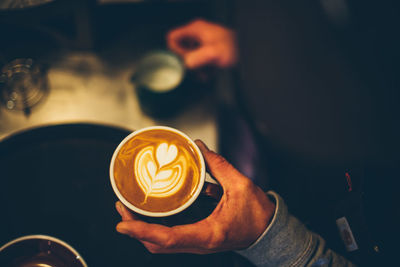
top-left (167, 19), bottom-right (237, 69)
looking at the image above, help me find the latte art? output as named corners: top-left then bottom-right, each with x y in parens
top-left (135, 143), bottom-right (186, 201)
top-left (112, 128), bottom-right (202, 213)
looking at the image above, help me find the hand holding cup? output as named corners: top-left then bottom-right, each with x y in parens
top-left (115, 140), bottom-right (276, 254)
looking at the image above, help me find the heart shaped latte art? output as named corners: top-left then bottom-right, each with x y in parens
top-left (156, 143), bottom-right (178, 168)
top-left (134, 143), bottom-right (185, 202)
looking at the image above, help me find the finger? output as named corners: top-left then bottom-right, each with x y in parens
top-left (184, 46), bottom-right (218, 69)
top-left (141, 240), bottom-right (211, 255)
top-left (177, 36), bottom-right (201, 51)
top-left (115, 201), bottom-right (138, 221)
top-left (117, 217), bottom-right (213, 249)
top-left (195, 139), bottom-right (248, 188)
top-left (168, 34), bottom-right (201, 56)
top-left (116, 220), bottom-right (173, 244)
top-left (141, 241), bottom-right (188, 254)
top-left (167, 20), bottom-right (205, 55)
top-left (167, 30), bottom-right (199, 56)
top-left (195, 139), bottom-right (210, 152)
top-left (117, 220), bottom-right (210, 250)
top-left (141, 241), bottom-right (160, 253)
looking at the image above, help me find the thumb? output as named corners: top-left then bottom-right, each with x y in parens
top-left (195, 140), bottom-right (249, 189)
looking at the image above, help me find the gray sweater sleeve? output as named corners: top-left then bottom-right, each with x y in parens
top-left (236, 191), bottom-right (356, 267)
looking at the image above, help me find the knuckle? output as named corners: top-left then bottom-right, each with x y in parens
top-left (231, 177), bottom-right (253, 195)
top-left (164, 236), bottom-right (177, 249)
top-left (211, 154), bottom-right (230, 170)
top-left (241, 177), bottom-right (254, 189)
top-left (237, 172), bottom-right (253, 186)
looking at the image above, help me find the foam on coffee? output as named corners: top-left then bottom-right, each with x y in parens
top-left (135, 143), bottom-right (185, 201)
top-left (113, 128), bottom-right (201, 213)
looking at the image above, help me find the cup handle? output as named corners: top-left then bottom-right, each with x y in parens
top-left (205, 173), bottom-right (218, 185)
top-left (202, 173), bottom-right (223, 200)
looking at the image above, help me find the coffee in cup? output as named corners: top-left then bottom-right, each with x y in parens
top-left (110, 126), bottom-right (206, 217)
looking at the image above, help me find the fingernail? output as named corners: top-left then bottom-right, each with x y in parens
top-left (116, 202), bottom-right (123, 214)
top-left (116, 224), bottom-right (129, 235)
top-left (195, 139), bottom-right (209, 151)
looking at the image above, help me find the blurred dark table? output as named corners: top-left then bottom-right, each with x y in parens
top-left (0, 123), bottom-right (252, 267)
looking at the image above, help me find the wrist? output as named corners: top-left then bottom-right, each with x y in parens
top-left (256, 192), bottom-right (277, 242)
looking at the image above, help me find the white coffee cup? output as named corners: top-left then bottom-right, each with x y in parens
top-left (110, 126), bottom-right (218, 217)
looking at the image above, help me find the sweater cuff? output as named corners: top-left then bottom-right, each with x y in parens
top-left (236, 191), bottom-right (316, 266)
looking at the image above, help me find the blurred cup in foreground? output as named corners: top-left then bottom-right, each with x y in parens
top-left (0, 235), bottom-right (87, 267)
